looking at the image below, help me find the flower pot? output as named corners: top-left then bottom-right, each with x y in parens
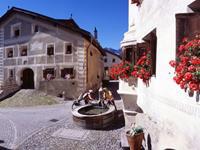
top-left (126, 131), bottom-right (144, 150)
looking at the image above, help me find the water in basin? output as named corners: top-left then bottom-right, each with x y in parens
top-left (78, 106), bottom-right (109, 115)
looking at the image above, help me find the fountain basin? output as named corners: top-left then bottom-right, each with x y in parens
top-left (72, 104), bottom-right (115, 129)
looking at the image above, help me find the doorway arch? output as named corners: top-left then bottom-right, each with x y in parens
top-left (21, 68), bottom-right (34, 89)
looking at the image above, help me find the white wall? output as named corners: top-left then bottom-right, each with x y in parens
top-left (121, 0), bottom-right (200, 149)
top-left (104, 52), bottom-right (121, 68)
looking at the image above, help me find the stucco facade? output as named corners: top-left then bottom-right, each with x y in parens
top-left (120, 0), bottom-right (200, 149)
top-left (103, 50), bottom-right (121, 80)
top-left (0, 7), bottom-right (105, 98)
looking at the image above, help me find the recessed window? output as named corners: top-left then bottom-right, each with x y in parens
top-left (61, 68), bottom-right (74, 79)
top-left (9, 69), bottom-right (14, 78)
top-left (112, 58), bottom-right (115, 63)
top-left (20, 45), bottom-right (28, 56)
top-left (32, 24), bottom-right (39, 33)
top-left (124, 47), bottom-right (133, 62)
top-left (65, 43), bottom-right (72, 54)
top-left (90, 51), bottom-right (93, 56)
top-left (104, 58), bottom-right (107, 62)
top-left (11, 23), bottom-right (21, 38)
top-left (6, 47), bottom-right (14, 58)
top-left (47, 44), bottom-right (54, 56)
top-left (142, 29), bottom-right (157, 75)
top-left (176, 13), bottom-right (200, 48)
top-left (43, 68), bottom-right (55, 80)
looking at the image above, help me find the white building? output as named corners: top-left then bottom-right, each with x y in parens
top-left (103, 49), bottom-right (121, 80)
top-left (120, 0), bottom-right (200, 149)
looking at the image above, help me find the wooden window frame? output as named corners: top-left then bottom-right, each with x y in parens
top-left (176, 13), bottom-right (200, 50)
top-left (142, 29), bottom-right (157, 76)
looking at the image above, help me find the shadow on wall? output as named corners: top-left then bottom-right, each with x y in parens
top-left (0, 147), bottom-right (11, 150)
top-left (0, 140), bottom-right (11, 150)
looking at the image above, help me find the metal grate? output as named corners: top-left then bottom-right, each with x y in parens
top-left (49, 119), bottom-right (59, 122)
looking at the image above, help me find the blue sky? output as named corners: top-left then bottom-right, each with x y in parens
top-left (0, 0), bottom-right (128, 50)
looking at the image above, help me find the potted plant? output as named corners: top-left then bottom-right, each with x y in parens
top-left (126, 124), bottom-right (144, 150)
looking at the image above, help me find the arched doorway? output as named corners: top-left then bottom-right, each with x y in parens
top-left (21, 68), bottom-right (34, 89)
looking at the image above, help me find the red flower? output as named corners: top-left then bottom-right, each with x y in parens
top-left (169, 60), bottom-right (176, 68)
top-left (178, 45), bottom-right (185, 52)
top-left (184, 72), bottom-right (193, 81)
top-left (169, 35), bottom-right (200, 94)
top-left (189, 82), bottom-right (198, 91)
top-left (188, 65), bottom-right (196, 72)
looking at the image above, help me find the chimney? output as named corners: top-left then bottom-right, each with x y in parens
top-left (94, 27), bottom-right (98, 40)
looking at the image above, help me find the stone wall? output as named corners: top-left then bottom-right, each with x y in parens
top-left (0, 79), bottom-right (20, 100)
top-left (39, 79), bottom-right (78, 99)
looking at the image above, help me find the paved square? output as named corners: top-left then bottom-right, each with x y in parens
top-left (52, 128), bottom-right (90, 141)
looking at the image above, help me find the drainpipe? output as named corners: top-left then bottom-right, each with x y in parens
top-left (86, 34), bottom-right (93, 90)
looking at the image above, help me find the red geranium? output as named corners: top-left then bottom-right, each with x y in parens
top-left (109, 48), bottom-right (152, 87)
top-left (169, 35), bottom-right (200, 94)
top-left (109, 61), bottom-right (134, 80)
top-left (132, 49), bottom-right (152, 85)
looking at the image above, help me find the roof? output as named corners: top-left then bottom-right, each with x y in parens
top-left (104, 49), bottom-right (122, 59)
top-left (0, 7), bottom-right (105, 56)
top-left (189, 0), bottom-right (200, 12)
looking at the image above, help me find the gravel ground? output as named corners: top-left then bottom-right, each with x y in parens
top-left (16, 101), bottom-right (124, 150)
top-left (0, 90), bottom-right (60, 108)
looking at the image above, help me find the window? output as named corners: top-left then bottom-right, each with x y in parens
top-left (176, 13), bottom-right (200, 49)
top-left (123, 46), bottom-right (133, 62)
top-left (65, 43), bottom-right (72, 54)
top-left (142, 29), bottom-right (157, 75)
top-left (6, 47), bottom-right (14, 58)
top-left (104, 58), bottom-right (107, 63)
top-left (19, 45), bottom-right (28, 56)
top-left (131, 0), bottom-right (140, 6)
top-left (9, 69), bottom-right (14, 78)
top-left (32, 24), bottom-right (39, 33)
top-left (43, 68), bottom-right (55, 80)
top-left (104, 67), bottom-right (109, 76)
top-left (90, 51), bottom-right (93, 56)
top-left (47, 44), bottom-right (54, 56)
top-left (61, 68), bottom-right (74, 79)
top-left (11, 23), bottom-right (21, 38)
top-left (112, 58), bottom-right (115, 63)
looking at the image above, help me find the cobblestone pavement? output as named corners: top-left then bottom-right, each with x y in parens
top-left (0, 102), bottom-right (71, 149)
top-left (17, 100), bottom-right (124, 150)
top-left (0, 113), bottom-right (17, 149)
top-left (0, 100), bottom-right (124, 150)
